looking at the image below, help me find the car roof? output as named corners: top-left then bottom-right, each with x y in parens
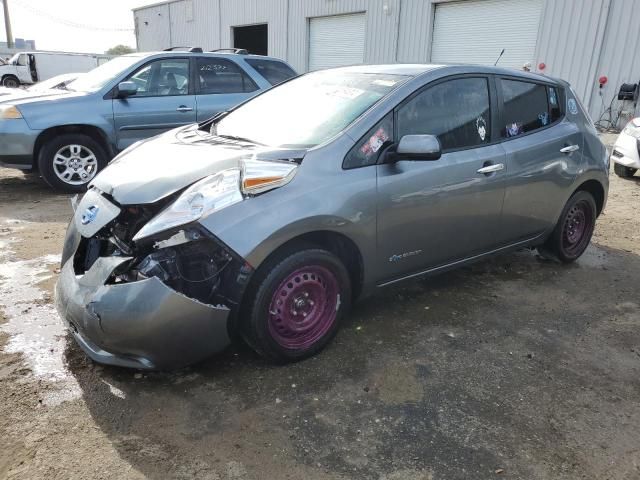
top-left (123, 51), bottom-right (291, 64)
top-left (326, 63), bottom-right (559, 84)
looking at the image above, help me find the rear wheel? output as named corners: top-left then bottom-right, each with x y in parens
top-left (538, 191), bottom-right (596, 263)
top-left (2, 75), bottom-right (19, 88)
top-left (614, 162), bottom-right (637, 178)
top-left (242, 247), bottom-right (351, 362)
top-left (37, 133), bottom-right (108, 193)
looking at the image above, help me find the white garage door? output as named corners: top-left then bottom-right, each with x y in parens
top-left (431, 0), bottom-right (543, 69)
top-left (309, 13), bottom-right (366, 71)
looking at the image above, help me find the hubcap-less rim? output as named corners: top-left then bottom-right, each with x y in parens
top-left (267, 265), bottom-right (339, 350)
top-left (52, 144), bottom-right (98, 186)
top-left (562, 200), bottom-right (594, 256)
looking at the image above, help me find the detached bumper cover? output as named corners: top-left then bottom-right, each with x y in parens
top-left (55, 255), bottom-right (231, 370)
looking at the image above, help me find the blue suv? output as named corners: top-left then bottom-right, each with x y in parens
top-left (0, 48), bottom-right (297, 191)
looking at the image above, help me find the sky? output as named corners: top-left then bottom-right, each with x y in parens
top-left (0, 0), bottom-right (159, 53)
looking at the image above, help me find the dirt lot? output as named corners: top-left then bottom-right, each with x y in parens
top-left (0, 134), bottom-right (639, 480)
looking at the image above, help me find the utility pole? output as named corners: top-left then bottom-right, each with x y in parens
top-left (2, 0), bottom-right (13, 49)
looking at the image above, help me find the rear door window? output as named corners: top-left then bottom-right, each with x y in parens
top-left (500, 79), bottom-right (560, 138)
top-left (196, 57), bottom-right (258, 94)
top-left (245, 58), bottom-right (297, 86)
top-left (397, 77), bottom-right (492, 151)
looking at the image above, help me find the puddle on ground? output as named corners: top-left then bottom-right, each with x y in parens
top-left (0, 220), bottom-right (80, 406)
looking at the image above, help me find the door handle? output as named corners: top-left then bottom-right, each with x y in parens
top-left (477, 163), bottom-right (504, 174)
top-left (176, 105), bottom-right (193, 112)
top-left (560, 144), bottom-right (580, 154)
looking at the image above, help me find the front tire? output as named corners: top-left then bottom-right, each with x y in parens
top-left (2, 75), bottom-right (19, 88)
top-left (538, 191), bottom-right (597, 263)
top-left (37, 133), bottom-right (107, 193)
top-left (242, 247), bottom-right (351, 362)
top-left (614, 162), bottom-right (637, 178)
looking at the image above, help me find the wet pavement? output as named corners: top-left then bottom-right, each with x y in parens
top-left (0, 137), bottom-right (639, 479)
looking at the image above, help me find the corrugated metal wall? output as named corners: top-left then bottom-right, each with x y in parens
top-left (133, 0), bottom-right (640, 120)
top-left (134, 2), bottom-right (171, 51)
top-left (286, 0), bottom-right (400, 72)
top-left (587, 0), bottom-right (640, 124)
top-left (534, 0), bottom-right (611, 117)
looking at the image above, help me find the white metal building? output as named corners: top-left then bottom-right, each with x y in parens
top-left (133, 0), bottom-right (640, 124)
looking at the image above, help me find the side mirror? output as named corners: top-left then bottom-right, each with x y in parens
top-left (396, 134), bottom-right (442, 160)
top-left (116, 81), bottom-right (138, 98)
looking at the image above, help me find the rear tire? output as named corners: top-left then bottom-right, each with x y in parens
top-left (2, 75), bottom-right (19, 88)
top-left (37, 133), bottom-right (108, 193)
top-left (614, 162), bottom-right (637, 178)
top-left (241, 247), bottom-right (351, 363)
top-left (538, 191), bottom-right (597, 263)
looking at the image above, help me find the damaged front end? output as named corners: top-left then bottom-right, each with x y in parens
top-left (56, 188), bottom-right (253, 370)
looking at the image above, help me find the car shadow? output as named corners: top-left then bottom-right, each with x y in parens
top-left (65, 244), bottom-right (640, 479)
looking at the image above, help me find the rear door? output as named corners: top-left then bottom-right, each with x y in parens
top-left (497, 78), bottom-right (582, 242)
top-left (112, 57), bottom-right (196, 151)
top-left (194, 57), bottom-right (261, 122)
top-left (375, 76), bottom-right (507, 281)
top-left (14, 53), bottom-right (32, 83)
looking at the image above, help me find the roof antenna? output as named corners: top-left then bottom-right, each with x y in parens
top-left (494, 49), bottom-right (505, 66)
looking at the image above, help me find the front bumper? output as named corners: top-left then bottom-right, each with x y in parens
top-left (610, 132), bottom-right (640, 169)
top-left (55, 230), bottom-right (232, 370)
top-left (0, 118), bottom-right (38, 169)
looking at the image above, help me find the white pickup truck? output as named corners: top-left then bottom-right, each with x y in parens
top-left (0, 51), bottom-right (110, 88)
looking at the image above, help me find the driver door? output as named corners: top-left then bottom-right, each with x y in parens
top-left (112, 58), bottom-right (196, 151)
top-left (376, 76), bottom-right (507, 282)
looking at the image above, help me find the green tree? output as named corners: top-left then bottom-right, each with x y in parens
top-left (105, 44), bottom-right (135, 55)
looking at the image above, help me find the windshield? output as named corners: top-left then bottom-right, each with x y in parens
top-left (65, 56), bottom-right (143, 92)
top-left (215, 71), bottom-right (409, 148)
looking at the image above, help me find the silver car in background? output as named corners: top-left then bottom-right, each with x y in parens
top-left (55, 65), bottom-right (609, 370)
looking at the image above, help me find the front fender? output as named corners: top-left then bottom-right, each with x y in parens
top-left (199, 165), bottom-right (378, 279)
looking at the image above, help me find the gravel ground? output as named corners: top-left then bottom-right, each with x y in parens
top-left (0, 133), bottom-right (638, 480)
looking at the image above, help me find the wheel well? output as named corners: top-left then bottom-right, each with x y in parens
top-left (33, 125), bottom-right (114, 169)
top-left (262, 231), bottom-right (365, 300)
top-left (575, 180), bottom-right (605, 216)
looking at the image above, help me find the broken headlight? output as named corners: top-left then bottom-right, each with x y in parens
top-left (133, 169), bottom-right (243, 242)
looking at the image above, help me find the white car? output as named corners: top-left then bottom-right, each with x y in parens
top-left (611, 117), bottom-right (640, 178)
top-left (0, 72), bottom-right (80, 99)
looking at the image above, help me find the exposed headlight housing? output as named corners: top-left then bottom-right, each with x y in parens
top-left (133, 160), bottom-right (297, 242)
top-left (133, 169), bottom-right (243, 241)
top-left (0, 105), bottom-right (22, 119)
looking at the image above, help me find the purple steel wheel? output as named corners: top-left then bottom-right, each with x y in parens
top-left (561, 199), bottom-right (594, 256)
top-left (267, 265), bottom-right (340, 350)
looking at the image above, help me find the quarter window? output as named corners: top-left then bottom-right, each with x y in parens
top-left (500, 79), bottom-right (556, 138)
top-left (245, 58), bottom-right (296, 86)
top-left (548, 86), bottom-right (562, 123)
top-left (126, 59), bottom-right (189, 97)
top-left (397, 78), bottom-right (491, 151)
top-left (344, 112), bottom-right (393, 169)
top-left (197, 57), bottom-right (258, 94)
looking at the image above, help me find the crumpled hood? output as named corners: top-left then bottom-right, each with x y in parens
top-left (91, 125), bottom-right (307, 205)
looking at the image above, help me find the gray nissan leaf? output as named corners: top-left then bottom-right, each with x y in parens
top-left (55, 64), bottom-right (609, 370)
